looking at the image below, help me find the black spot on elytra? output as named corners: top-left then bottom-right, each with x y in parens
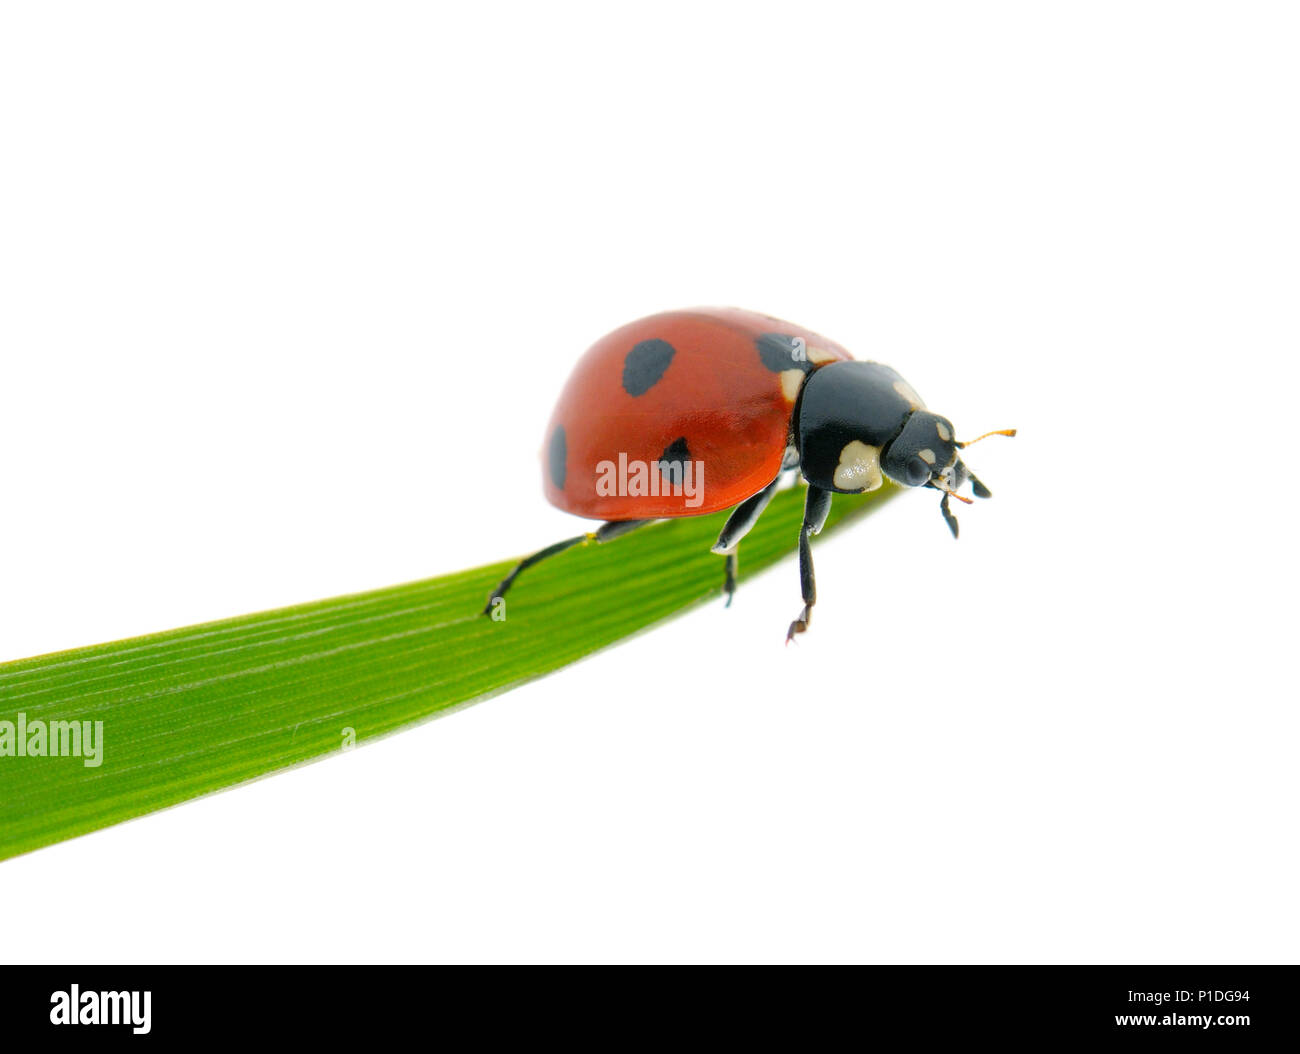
top-left (756, 332), bottom-right (814, 374)
top-left (658, 436), bottom-right (691, 487)
top-left (622, 339), bottom-right (676, 396)
top-left (548, 425), bottom-right (567, 490)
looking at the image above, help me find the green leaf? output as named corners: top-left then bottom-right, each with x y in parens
top-left (0, 484), bottom-right (897, 861)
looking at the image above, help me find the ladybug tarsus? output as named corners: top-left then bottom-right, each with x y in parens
top-left (786, 605), bottom-right (811, 644)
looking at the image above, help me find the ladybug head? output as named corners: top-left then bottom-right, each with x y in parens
top-left (880, 411), bottom-right (962, 489)
top-left (881, 413), bottom-right (1016, 537)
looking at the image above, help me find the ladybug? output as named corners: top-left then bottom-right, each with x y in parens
top-left (484, 307), bottom-right (1014, 640)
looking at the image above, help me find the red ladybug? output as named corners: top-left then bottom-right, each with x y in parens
top-left (484, 307), bottom-right (1014, 640)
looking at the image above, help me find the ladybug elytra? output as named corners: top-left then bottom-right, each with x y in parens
top-left (484, 307), bottom-right (1014, 640)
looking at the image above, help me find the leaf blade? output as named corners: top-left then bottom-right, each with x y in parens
top-left (0, 485), bottom-right (896, 861)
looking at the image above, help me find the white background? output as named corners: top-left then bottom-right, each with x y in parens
top-left (1, 2), bottom-right (1296, 964)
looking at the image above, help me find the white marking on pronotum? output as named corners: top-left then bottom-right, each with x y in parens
top-left (893, 378), bottom-right (924, 409)
top-left (918, 448), bottom-right (937, 465)
top-left (936, 420), bottom-right (951, 442)
top-left (833, 440), bottom-right (883, 492)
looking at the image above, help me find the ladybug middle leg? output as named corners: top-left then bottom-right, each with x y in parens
top-left (481, 519), bottom-right (653, 615)
top-left (710, 473), bottom-right (781, 607)
top-left (786, 485), bottom-right (833, 643)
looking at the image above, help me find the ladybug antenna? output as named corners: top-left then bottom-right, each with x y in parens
top-left (956, 427), bottom-right (1017, 449)
top-left (930, 477), bottom-right (973, 504)
top-left (930, 480), bottom-right (972, 509)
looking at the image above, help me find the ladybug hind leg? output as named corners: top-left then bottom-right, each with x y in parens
top-left (711, 473), bottom-right (781, 607)
top-left (481, 518), bottom-right (653, 616)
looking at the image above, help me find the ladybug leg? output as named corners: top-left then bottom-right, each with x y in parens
top-left (939, 491), bottom-right (960, 539)
top-left (712, 475), bottom-right (780, 553)
top-left (711, 473), bottom-right (781, 607)
top-left (925, 479), bottom-right (967, 539)
top-left (482, 535), bottom-right (587, 614)
top-left (722, 552), bottom-right (737, 606)
top-left (786, 485), bottom-right (833, 643)
top-left (481, 519), bottom-right (652, 615)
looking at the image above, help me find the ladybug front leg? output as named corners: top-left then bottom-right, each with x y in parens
top-left (786, 485), bottom-right (833, 643)
top-left (711, 472), bottom-right (781, 607)
top-left (938, 491), bottom-right (960, 539)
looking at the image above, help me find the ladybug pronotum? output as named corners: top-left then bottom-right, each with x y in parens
top-left (484, 307), bottom-right (1014, 640)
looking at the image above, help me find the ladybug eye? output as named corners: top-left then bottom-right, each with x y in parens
top-left (905, 456), bottom-right (931, 486)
